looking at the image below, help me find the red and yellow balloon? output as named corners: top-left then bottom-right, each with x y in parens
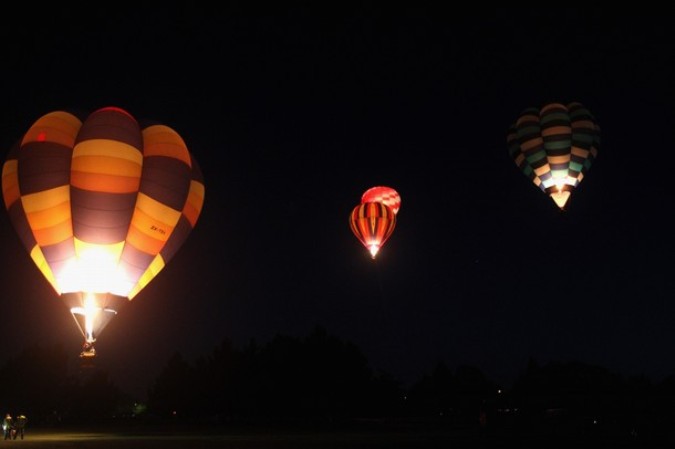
top-left (2, 107), bottom-right (205, 358)
top-left (349, 186), bottom-right (399, 259)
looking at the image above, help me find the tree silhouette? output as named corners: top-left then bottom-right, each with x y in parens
top-left (147, 352), bottom-right (197, 419)
top-left (0, 343), bottom-right (71, 422)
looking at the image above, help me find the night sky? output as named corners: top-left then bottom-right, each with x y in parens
top-left (2, 4), bottom-right (675, 400)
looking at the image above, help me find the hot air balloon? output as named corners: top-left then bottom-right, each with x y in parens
top-left (349, 201), bottom-right (396, 259)
top-left (507, 102), bottom-right (600, 210)
top-left (1, 106), bottom-right (205, 358)
top-left (361, 185), bottom-right (401, 215)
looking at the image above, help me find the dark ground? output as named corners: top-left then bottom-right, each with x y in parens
top-left (9, 424), bottom-right (671, 448)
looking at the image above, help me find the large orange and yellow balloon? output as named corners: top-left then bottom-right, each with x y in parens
top-left (507, 102), bottom-right (600, 210)
top-left (2, 106), bottom-right (205, 358)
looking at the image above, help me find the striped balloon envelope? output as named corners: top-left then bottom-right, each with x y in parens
top-left (507, 102), bottom-right (600, 210)
top-left (1, 106), bottom-right (205, 358)
top-left (361, 186), bottom-right (401, 215)
top-left (349, 201), bottom-right (396, 259)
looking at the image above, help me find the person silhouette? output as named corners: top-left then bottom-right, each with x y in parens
top-left (14, 414), bottom-right (27, 440)
top-left (2, 413), bottom-right (13, 440)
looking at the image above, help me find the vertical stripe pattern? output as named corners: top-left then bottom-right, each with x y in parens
top-left (349, 201), bottom-right (396, 258)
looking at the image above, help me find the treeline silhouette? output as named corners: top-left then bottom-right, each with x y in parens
top-left (2, 325), bottom-right (675, 442)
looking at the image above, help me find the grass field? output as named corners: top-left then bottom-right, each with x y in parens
top-left (4, 425), bottom-right (666, 448)
top-left (0, 427), bottom-right (467, 448)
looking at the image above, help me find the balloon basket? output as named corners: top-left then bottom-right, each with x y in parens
top-left (79, 342), bottom-right (96, 359)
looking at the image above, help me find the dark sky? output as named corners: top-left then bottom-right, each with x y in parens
top-left (2, 4), bottom-right (675, 400)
